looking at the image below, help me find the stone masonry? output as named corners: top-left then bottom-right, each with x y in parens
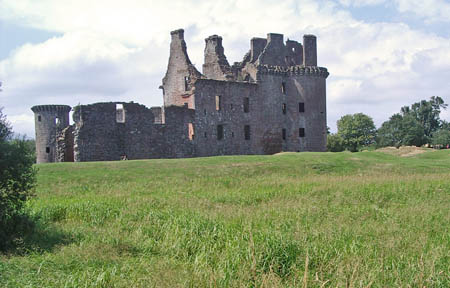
top-left (31, 29), bottom-right (329, 163)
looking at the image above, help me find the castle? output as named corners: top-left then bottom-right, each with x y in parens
top-left (31, 29), bottom-right (329, 163)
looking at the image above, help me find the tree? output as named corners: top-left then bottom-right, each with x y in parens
top-left (0, 107), bottom-right (37, 251)
top-left (431, 129), bottom-right (450, 148)
top-left (327, 133), bottom-right (344, 152)
top-left (337, 113), bottom-right (376, 152)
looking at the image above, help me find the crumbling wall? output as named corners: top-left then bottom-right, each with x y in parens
top-left (56, 125), bottom-right (74, 162)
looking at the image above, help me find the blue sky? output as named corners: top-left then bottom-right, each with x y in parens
top-left (0, 0), bottom-right (449, 137)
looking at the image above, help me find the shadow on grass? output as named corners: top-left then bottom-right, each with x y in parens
top-left (1, 213), bottom-right (73, 255)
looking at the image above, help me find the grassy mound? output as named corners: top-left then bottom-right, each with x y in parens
top-left (1, 150), bottom-right (449, 287)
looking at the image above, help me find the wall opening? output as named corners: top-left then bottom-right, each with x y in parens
top-left (244, 125), bottom-right (250, 140)
top-left (231, 131), bottom-right (234, 137)
top-left (216, 95), bottom-right (222, 111)
top-left (184, 102), bottom-right (188, 108)
top-left (116, 104), bottom-right (125, 123)
top-left (282, 128), bottom-right (286, 140)
top-left (299, 102), bottom-right (305, 113)
top-left (184, 76), bottom-right (189, 91)
top-left (188, 123), bottom-right (195, 140)
top-left (243, 97), bottom-right (249, 113)
top-left (281, 82), bottom-right (286, 94)
top-left (217, 125), bottom-right (223, 140)
top-left (55, 117), bottom-right (60, 125)
top-left (282, 103), bottom-right (287, 114)
top-left (204, 132), bottom-right (207, 138)
top-left (38, 115), bottom-right (41, 122)
top-left (299, 128), bottom-right (305, 137)
top-left (46, 147), bottom-right (50, 153)
top-left (230, 103), bottom-right (233, 110)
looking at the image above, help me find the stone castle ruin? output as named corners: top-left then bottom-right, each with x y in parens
top-left (32, 29), bottom-right (329, 163)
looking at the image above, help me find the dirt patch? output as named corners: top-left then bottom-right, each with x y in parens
top-left (377, 146), bottom-right (430, 157)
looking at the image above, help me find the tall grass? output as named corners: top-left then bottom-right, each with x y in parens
top-left (1, 150), bottom-right (449, 287)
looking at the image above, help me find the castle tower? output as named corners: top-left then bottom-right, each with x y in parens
top-left (31, 105), bottom-right (71, 163)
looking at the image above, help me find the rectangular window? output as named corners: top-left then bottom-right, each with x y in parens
top-left (281, 82), bottom-right (286, 94)
top-left (244, 125), bottom-right (250, 140)
top-left (216, 95), bottom-right (222, 111)
top-left (282, 103), bottom-right (287, 114)
top-left (116, 104), bottom-right (125, 123)
top-left (204, 132), bottom-right (207, 138)
top-left (282, 128), bottom-right (286, 140)
top-left (188, 123), bottom-right (195, 140)
top-left (55, 117), bottom-right (60, 125)
top-left (46, 147), bottom-right (50, 153)
top-left (299, 128), bottom-right (305, 137)
top-left (217, 125), bottom-right (223, 140)
top-left (184, 102), bottom-right (188, 108)
top-left (299, 102), bottom-right (305, 113)
top-left (243, 97), bottom-right (249, 113)
top-left (184, 76), bottom-right (189, 91)
top-left (38, 115), bottom-right (41, 122)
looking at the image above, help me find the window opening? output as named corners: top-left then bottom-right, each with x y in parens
top-left (243, 97), bottom-right (249, 113)
top-left (46, 147), bottom-right (50, 153)
top-left (204, 132), bottom-right (207, 138)
top-left (116, 104), bottom-right (125, 123)
top-left (281, 82), bottom-right (286, 94)
top-left (184, 102), bottom-right (188, 108)
top-left (231, 131), bottom-right (234, 138)
top-left (217, 125), bottom-right (223, 140)
top-left (38, 115), bottom-right (41, 122)
top-left (299, 102), bottom-right (305, 113)
top-left (188, 123), bottom-right (195, 140)
top-left (204, 109), bottom-right (207, 115)
top-left (299, 128), bottom-right (305, 137)
top-left (244, 125), bottom-right (250, 140)
top-left (55, 117), bottom-right (60, 125)
top-left (230, 103), bottom-right (233, 110)
top-left (282, 103), bottom-right (287, 114)
top-left (184, 76), bottom-right (189, 91)
top-left (282, 128), bottom-right (286, 140)
top-left (216, 95), bottom-right (222, 111)
top-left (292, 47), bottom-right (295, 52)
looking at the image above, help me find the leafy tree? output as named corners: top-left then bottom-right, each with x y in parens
top-left (0, 108), bottom-right (37, 251)
top-left (337, 113), bottom-right (376, 152)
top-left (327, 133), bottom-right (344, 152)
top-left (431, 129), bottom-right (450, 148)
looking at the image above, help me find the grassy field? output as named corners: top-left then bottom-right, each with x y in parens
top-left (1, 149), bottom-right (449, 287)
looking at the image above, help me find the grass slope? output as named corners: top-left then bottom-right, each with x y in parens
top-left (1, 150), bottom-right (449, 287)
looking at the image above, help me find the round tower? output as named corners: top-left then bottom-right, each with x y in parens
top-left (31, 105), bottom-right (71, 163)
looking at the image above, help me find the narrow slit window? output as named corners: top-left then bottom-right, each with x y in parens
top-left (282, 103), bottom-right (287, 114)
top-left (299, 102), bottom-right (305, 113)
top-left (243, 97), bottom-right (249, 113)
top-left (55, 117), bottom-right (60, 125)
top-left (184, 76), bottom-right (189, 91)
top-left (281, 82), bottom-right (286, 94)
top-left (188, 123), bottom-right (195, 140)
top-left (116, 104), bottom-right (125, 123)
top-left (282, 128), bottom-right (286, 140)
top-left (46, 147), bottom-right (50, 153)
top-left (299, 128), bottom-right (305, 137)
top-left (38, 115), bottom-right (41, 122)
top-left (217, 125), bottom-right (223, 140)
top-left (204, 132), bottom-right (207, 138)
top-left (244, 125), bottom-right (250, 140)
top-left (216, 95), bottom-right (222, 111)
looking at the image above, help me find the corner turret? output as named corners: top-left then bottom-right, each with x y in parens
top-left (31, 105), bottom-right (71, 163)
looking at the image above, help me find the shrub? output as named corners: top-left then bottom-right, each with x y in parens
top-left (327, 134), bottom-right (344, 152)
top-left (0, 108), bottom-right (37, 251)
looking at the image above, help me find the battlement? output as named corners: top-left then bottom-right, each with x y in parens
top-left (256, 64), bottom-right (329, 78)
top-left (31, 105), bottom-right (72, 113)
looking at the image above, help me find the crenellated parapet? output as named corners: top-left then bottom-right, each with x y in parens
top-left (31, 105), bottom-right (72, 113)
top-left (256, 64), bottom-right (329, 78)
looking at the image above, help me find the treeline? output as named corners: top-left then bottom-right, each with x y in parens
top-left (328, 96), bottom-right (450, 152)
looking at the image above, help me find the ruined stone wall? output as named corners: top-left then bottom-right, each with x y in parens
top-left (56, 125), bottom-right (74, 162)
top-left (72, 102), bottom-right (194, 162)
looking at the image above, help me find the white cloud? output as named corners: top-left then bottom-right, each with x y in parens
top-left (0, 0), bottom-right (449, 136)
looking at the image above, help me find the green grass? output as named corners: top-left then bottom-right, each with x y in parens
top-left (1, 150), bottom-right (449, 287)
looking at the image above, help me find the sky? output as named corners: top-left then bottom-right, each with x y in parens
top-left (0, 0), bottom-right (449, 137)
